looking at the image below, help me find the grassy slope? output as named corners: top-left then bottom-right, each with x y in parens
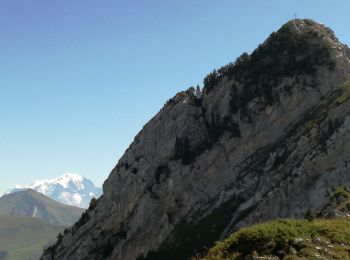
top-left (0, 215), bottom-right (63, 260)
top-left (0, 189), bottom-right (84, 226)
top-left (198, 188), bottom-right (350, 260)
top-left (200, 218), bottom-right (350, 260)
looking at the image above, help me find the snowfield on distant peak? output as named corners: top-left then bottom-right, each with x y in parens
top-left (5, 173), bottom-right (102, 208)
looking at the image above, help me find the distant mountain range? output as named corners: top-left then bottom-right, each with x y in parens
top-left (0, 189), bottom-right (84, 226)
top-left (0, 173), bottom-right (100, 258)
top-left (0, 189), bottom-right (84, 259)
top-left (6, 173), bottom-right (102, 208)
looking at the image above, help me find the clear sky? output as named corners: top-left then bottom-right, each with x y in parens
top-left (1, 0), bottom-right (349, 194)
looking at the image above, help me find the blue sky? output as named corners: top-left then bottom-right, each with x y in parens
top-left (1, 0), bottom-right (349, 194)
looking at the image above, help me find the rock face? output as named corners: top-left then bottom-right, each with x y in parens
top-left (41, 19), bottom-right (350, 260)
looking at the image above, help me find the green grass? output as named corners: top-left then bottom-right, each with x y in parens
top-left (336, 81), bottom-right (350, 104)
top-left (318, 187), bottom-right (350, 218)
top-left (304, 81), bottom-right (350, 132)
top-left (198, 187), bottom-right (350, 260)
top-left (332, 186), bottom-right (350, 201)
top-left (198, 218), bottom-right (350, 260)
top-left (0, 215), bottom-right (63, 260)
top-left (0, 189), bottom-right (84, 226)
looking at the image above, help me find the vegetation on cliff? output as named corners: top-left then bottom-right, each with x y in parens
top-left (198, 188), bottom-right (350, 260)
top-left (198, 218), bottom-right (350, 260)
top-left (203, 19), bottom-right (336, 106)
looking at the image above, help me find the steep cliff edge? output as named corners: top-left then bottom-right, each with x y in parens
top-left (41, 19), bottom-right (350, 260)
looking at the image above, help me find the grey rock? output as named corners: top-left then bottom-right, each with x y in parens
top-left (41, 19), bottom-right (350, 260)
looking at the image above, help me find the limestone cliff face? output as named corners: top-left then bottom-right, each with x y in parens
top-left (41, 19), bottom-right (350, 260)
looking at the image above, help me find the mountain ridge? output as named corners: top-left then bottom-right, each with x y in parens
top-left (41, 19), bottom-right (350, 260)
top-left (6, 173), bottom-right (102, 208)
top-left (0, 189), bottom-right (84, 226)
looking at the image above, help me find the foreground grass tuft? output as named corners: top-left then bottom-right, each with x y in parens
top-left (197, 218), bottom-right (350, 260)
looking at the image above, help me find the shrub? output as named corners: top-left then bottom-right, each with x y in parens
top-left (89, 197), bottom-right (98, 210)
top-left (203, 70), bottom-right (219, 93)
top-left (304, 208), bottom-right (315, 222)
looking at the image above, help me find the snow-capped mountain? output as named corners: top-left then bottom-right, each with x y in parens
top-left (6, 173), bottom-right (102, 208)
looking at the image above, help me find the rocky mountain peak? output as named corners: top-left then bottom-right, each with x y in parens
top-left (41, 20), bottom-right (350, 260)
top-left (262, 19), bottom-right (341, 51)
top-left (277, 19), bottom-right (334, 39)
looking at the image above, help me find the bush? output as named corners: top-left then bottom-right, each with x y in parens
top-left (202, 218), bottom-right (350, 259)
top-left (89, 197), bottom-right (98, 210)
top-left (203, 70), bottom-right (219, 93)
top-left (304, 208), bottom-right (315, 222)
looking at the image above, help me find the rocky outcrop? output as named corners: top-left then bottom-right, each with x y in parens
top-left (41, 19), bottom-right (350, 260)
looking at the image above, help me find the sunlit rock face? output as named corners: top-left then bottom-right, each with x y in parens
top-left (41, 19), bottom-right (350, 260)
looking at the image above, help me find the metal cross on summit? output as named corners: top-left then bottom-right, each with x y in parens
top-left (294, 13), bottom-right (298, 20)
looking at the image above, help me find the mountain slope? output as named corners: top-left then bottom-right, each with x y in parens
top-left (7, 173), bottom-right (102, 208)
top-left (200, 187), bottom-right (350, 259)
top-left (41, 19), bottom-right (350, 260)
top-left (0, 189), bottom-right (84, 226)
top-left (0, 215), bottom-right (63, 260)
top-left (200, 218), bottom-right (350, 260)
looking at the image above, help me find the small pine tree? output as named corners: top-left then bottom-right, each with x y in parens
top-left (89, 197), bottom-right (97, 210)
top-left (182, 137), bottom-right (190, 165)
top-left (203, 69), bottom-right (218, 92)
top-left (174, 137), bottom-right (182, 160)
top-left (195, 85), bottom-right (202, 99)
top-left (57, 233), bottom-right (63, 243)
top-left (304, 208), bottom-right (315, 222)
top-left (210, 112), bottom-right (222, 140)
top-left (229, 84), bottom-right (238, 114)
